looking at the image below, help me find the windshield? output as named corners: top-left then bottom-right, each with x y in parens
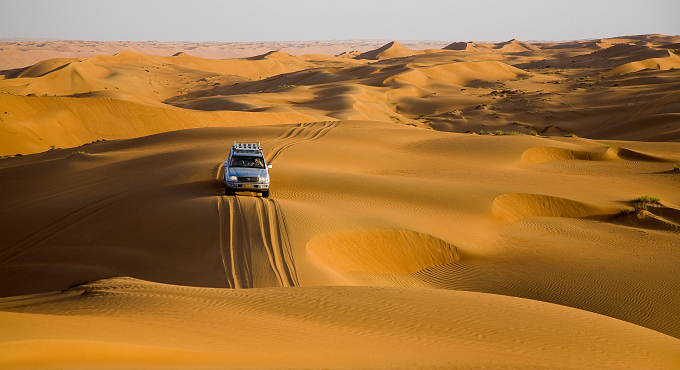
top-left (230, 155), bottom-right (265, 169)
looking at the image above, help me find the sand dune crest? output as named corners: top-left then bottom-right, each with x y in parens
top-left (520, 145), bottom-right (668, 164)
top-left (494, 39), bottom-right (538, 53)
top-left (604, 51), bottom-right (680, 75)
top-left (385, 60), bottom-right (528, 87)
top-left (493, 193), bottom-right (618, 221)
top-left (306, 229), bottom-right (459, 274)
top-left (442, 42), bottom-right (477, 52)
top-left (354, 41), bottom-right (417, 60)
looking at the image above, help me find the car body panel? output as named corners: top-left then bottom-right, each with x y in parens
top-left (223, 142), bottom-right (271, 195)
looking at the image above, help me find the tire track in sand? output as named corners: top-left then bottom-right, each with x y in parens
top-left (255, 197), bottom-right (298, 287)
top-left (217, 195), bottom-right (298, 288)
top-left (266, 120), bottom-right (339, 163)
top-left (215, 120), bottom-right (336, 286)
top-left (217, 195), bottom-right (253, 288)
top-left (214, 121), bottom-right (328, 194)
top-left (0, 194), bottom-right (123, 267)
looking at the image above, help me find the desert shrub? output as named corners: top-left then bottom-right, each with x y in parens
top-left (479, 130), bottom-right (486, 135)
top-left (617, 209), bottom-right (636, 217)
top-left (69, 151), bottom-right (87, 157)
top-left (495, 130), bottom-right (504, 135)
top-left (542, 124), bottom-right (556, 133)
top-left (617, 196), bottom-right (660, 217)
top-left (529, 131), bottom-right (538, 136)
top-left (630, 196), bottom-right (659, 211)
top-left (565, 133), bottom-right (577, 137)
top-left (406, 123), bottom-right (417, 127)
top-left (631, 203), bottom-right (648, 212)
top-left (631, 195), bottom-right (660, 205)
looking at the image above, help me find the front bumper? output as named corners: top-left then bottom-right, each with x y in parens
top-left (225, 182), bottom-right (269, 192)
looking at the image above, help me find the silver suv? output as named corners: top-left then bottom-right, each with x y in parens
top-left (223, 141), bottom-right (271, 197)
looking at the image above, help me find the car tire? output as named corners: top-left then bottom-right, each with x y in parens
top-left (225, 188), bottom-right (233, 196)
top-left (262, 190), bottom-right (269, 198)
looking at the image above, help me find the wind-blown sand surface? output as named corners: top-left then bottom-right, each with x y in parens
top-left (1, 34), bottom-right (680, 369)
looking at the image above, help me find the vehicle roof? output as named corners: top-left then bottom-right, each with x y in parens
top-left (231, 149), bottom-right (264, 156)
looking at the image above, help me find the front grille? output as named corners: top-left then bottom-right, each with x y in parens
top-left (238, 176), bottom-right (259, 182)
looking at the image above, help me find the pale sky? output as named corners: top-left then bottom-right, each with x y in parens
top-left (1, 0), bottom-right (678, 42)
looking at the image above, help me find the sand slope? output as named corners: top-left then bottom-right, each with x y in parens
top-left (1, 36), bottom-right (680, 369)
top-left (354, 41), bottom-right (419, 60)
top-left (2, 278), bottom-right (679, 370)
top-left (0, 94), bottom-right (313, 155)
top-left (1, 120), bottom-right (679, 339)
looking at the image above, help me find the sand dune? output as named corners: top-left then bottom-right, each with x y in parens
top-left (443, 41), bottom-right (478, 51)
top-left (3, 278), bottom-right (679, 370)
top-left (0, 50), bottom-right (312, 100)
top-left (492, 193), bottom-right (618, 221)
top-left (1, 35), bottom-right (680, 369)
top-left (604, 50), bottom-right (680, 75)
top-left (0, 94), bottom-right (312, 155)
top-left (494, 39), bottom-right (539, 53)
top-left (0, 39), bottom-right (451, 70)
top-left (520, 144), bottom-right (669, 163)
top-left (353, 41), bottom-right (419, 60)
top-left (384, 60), bottom-right (529, 86)
top-left (307, 229), bottom-right (459, 274)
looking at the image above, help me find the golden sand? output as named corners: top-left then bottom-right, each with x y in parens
top-left (1, 35), bottom-right (679, 369)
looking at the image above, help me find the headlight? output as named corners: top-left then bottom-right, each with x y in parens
top-left (260, 177), bottom-right (269, 183)
top-left (228, 175), bottom-right (238, 182)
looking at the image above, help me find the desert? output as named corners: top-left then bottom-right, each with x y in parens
top-left (1, 33), bottom-right (680, 369)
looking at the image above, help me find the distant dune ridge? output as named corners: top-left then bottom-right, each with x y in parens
top-left (1, 34), bottom-right (680, 369)
top-left (353, 41), bottom-right (419, 60)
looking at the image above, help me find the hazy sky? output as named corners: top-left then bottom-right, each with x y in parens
top-left (1, 0), bottom-right (678, 42)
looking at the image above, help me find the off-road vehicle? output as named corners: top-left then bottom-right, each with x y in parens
top-left (223, 141), bottom-right (271, 197)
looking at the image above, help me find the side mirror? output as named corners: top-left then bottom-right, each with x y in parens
top-left (267, 164), bottom-right (273, 169)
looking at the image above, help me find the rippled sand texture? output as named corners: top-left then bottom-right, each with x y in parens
top-left (1, 35), bottom-right (680, 369)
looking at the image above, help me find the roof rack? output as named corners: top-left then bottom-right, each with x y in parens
top-left (233, 141), bottom-right (261, 150)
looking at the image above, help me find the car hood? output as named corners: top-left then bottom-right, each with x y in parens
top-left (228, 167), bottom-right (268, 177)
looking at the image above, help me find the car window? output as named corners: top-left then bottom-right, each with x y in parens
top-left (230, 156), bottom-right (265, 169)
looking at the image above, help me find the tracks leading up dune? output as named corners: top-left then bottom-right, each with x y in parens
top-left (217, 195), bottom-right (298, 288)
top-left (265, 121), bottom-right (339, 163)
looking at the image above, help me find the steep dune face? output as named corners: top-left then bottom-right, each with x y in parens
top-left (494, 39), bottom-right (539, 53)
top-left (16, 58), bottom-right (80, 78)
top-left (354, 41), bottom-right (418, 60)
top-left (443, 42), bottom-right (477, 51)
